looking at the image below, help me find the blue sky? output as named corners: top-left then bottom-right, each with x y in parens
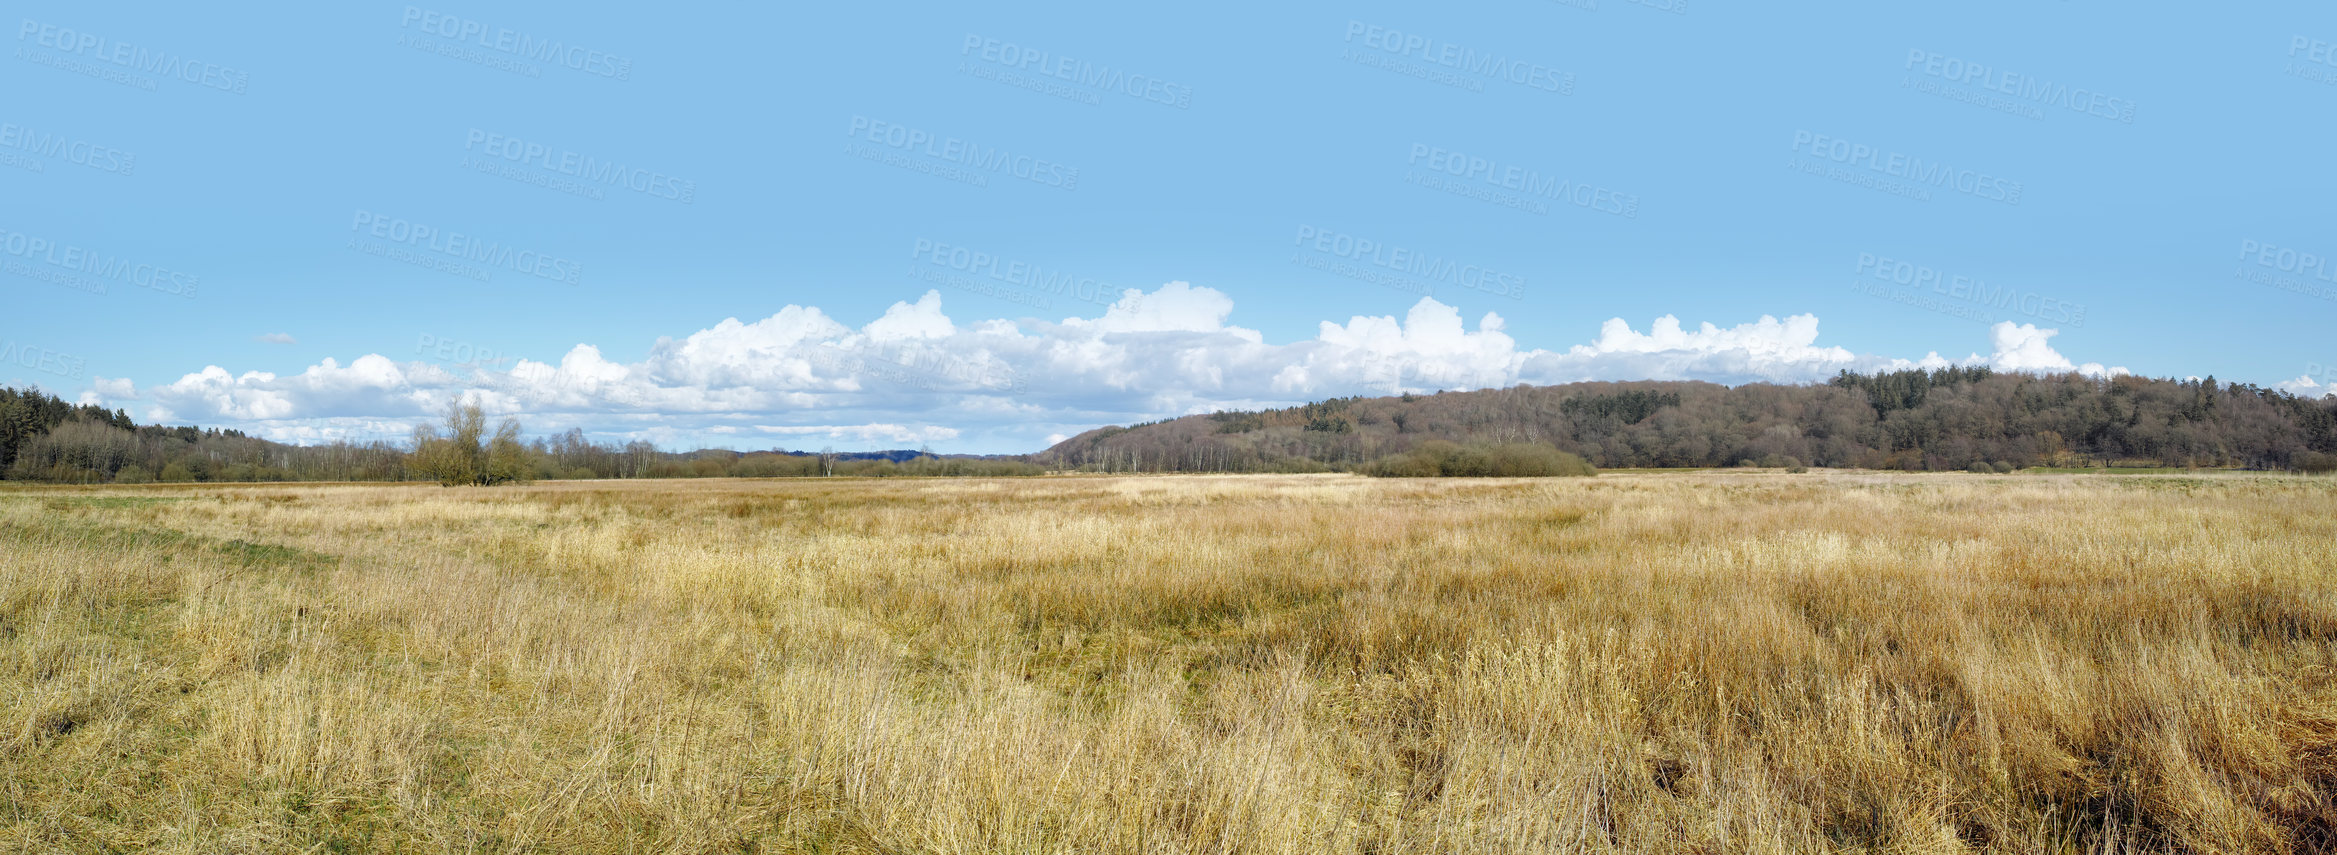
top-left (5, 1), bottom-right (2335, 453)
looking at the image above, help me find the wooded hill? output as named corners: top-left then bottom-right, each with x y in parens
top-left (1039, 368), bottom-right (2337, 473)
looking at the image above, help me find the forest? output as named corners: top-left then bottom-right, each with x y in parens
top-left (6, 367), bottom-right (2336, 484)
top-left (1040, 368), bottom-right (2337, 474)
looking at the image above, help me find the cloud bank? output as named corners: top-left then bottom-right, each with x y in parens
top-left (86, 283), bottom-right (2128, 453)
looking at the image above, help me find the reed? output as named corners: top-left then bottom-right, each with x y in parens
top-left (3, 472), bottom-right (2332, 852)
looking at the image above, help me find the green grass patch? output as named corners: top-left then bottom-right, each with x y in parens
top-left (3, 511), bottom-right (337, 575)
top-left (216, 538), bottom-right (339, 572)
top-left (24, 495), bottom-right (194, 510)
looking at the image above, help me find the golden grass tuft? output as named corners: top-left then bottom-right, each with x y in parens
top-left (3, 472), bottom-right (2335, 852)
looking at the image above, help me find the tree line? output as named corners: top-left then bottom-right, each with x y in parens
top-left (0, 392), bottom-right (1042, 484)
top-left (10, 368), bottom-right (2336, 485)
top-left (1040, 369), bottom-right (2337, 474)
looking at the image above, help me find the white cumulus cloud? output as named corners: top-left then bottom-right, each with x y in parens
top-left (2276, 375), bottom-right (2334, 398)
top-left (1982, 322), bottom-right (2126, 378)
top-left (100, 284), bottom-right (2137, 453)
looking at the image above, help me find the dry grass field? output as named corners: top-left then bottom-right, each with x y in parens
top-left (3, 472), bottom-right (2335, 853)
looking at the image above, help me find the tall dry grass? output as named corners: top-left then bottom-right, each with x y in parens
top-left (2, 472), bottom-right (2334, 853)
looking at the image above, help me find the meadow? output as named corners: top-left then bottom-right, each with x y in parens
top-left (3, 472), bottom-right (2334, 853)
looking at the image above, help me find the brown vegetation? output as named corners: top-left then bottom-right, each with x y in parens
top-left (4, 472), bottom-right (2335, 852)
top-left (1042, 369), bottom-right (2337, 473)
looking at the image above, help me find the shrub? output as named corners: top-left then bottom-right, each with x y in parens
top-left (1367, 450), bottom-right (1442, 478)
top-left (1266, 457), bottom-right (1331, 474)
top-left (114, 465), bottom-right (153, 484)
top-left (159, 461), bottom-right (195, 482)
top-left (2296, 451), bottom-right (2337, 474)
top-left (732, 455), bottom-right (808, 478)
top-left (1366, 441), bottom-right (1595, 478)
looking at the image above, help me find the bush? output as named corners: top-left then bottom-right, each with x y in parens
top-left (732, 455), bottom-right (809, 478)
top-left (159, 461), bottom-right (195, 482)
top-left (1991, 461), bottom-right (2016, 474)
top-left (114, 464), bottom-right (153, 484)
top-left (1366, 441), bottom-right (1595, 478)
top-left (2296, 451), bottom-right (2337, 474)
top-left (1967, 460), bottom-right (1993, 473)
top-left (1367, 450), bottom-right (1442, 478)
top-left (1265, 457), bottom-right (1331, 474)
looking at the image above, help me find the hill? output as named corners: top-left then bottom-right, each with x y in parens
top-left (1038, 368), bottom-right (2337, 473)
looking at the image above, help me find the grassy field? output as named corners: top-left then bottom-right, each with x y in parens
top-left (4, 472), bottom-right (2335, 853)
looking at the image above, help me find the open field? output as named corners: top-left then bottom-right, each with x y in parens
top-left (4, 473), bottom-right (2336, 853)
